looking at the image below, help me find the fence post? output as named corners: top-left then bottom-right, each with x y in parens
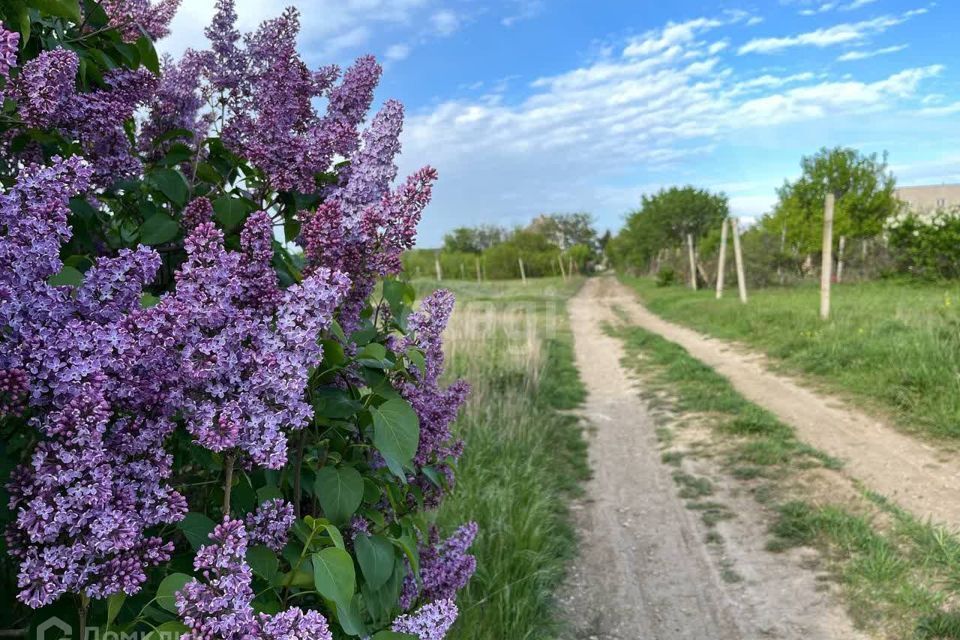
top-left (686, 233), bottom-right (698, 291)
top-left (518, 257), bottom-right (527, 284)
top-left (558, 255), bottom-right (567, 281)
top-left (778, 225), bottom-right (786, 284)
top-left (569, 256), bottom-right (574, 277)
top-left (820, 193), bottom-right (835, 320)
top-left (475, 257), bottom-right (482, 283)
top-left (434, 254), bottom-right (443, 282)
top-left (731, 217), bottom-right (747, 304)
top-left (716, 218), bottom-right (728, 299)
top-left (837, 235), bottom-right (846, 283)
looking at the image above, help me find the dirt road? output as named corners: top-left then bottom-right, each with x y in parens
top-left (563, 277), bottom-right (864, 640)
top-left (594, 276), bottom-right (960, 529)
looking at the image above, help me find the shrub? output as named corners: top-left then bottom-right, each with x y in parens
top-left (656, 267), bottom-right (677, 287)
top-left (887, 209), bottom-right (960, 280)
top-left (0, 2), bottom-right (475, 638)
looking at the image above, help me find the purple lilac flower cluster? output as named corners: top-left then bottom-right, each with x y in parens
top-left (0, 23), bottom-right (18, 79)
top-left (388, 291), bottom-right (471, 507)
top-left (418, 523), bottom-right (479, 604)
top-left (391, 599), bottom-right (459, 640)
top-left (1, 2), bottom-right (475, 633)
top-left (8, 49), bottom-right (157, 184)
top-left (0, 156), bottom-right (348, 605)
top-left (98, 0), bottom-right (182, 41)
top-left (0, 368), bottom-right (28, 415)
top-left (400, 522), bottom-right (477, 614)
top-left (167, 1), bottom-right (381, 194)
top-left (134, 213), bottom-right (349, 468)
top-left (0, 157), bottom-right (187, 606)
top-left (245, 499), bottom-right (295, 552)
top-left (177, 517), bottom-right (333, 640)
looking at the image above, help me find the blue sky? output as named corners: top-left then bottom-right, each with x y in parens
top-left (161, 0), bottom-right (960, 246)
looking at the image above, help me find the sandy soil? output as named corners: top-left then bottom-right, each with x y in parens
top-left (599, 277), bottom-right (960, 529)
top-left (561, 277), bottom-right (866, 640)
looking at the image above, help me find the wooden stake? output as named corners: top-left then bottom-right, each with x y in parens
top-left (686, 233), bottom-right (698, 291)
top-left (434, 254), bottom-right (443, 282)
top-left (518, 257), bottom-right (527, 284)
top-left (475, 257), bottom-right (482, 283)
top-left (820, 193), bottom-right (835, 320)
top-left (716, 218), bottom-right (728, 299)
top-left (696, 260), bottom-right (710, 285)
top-left (731, 217), bottom-right (747, 304)
top-left (460, 263), bottom-right (466, 281)
top-left (558, 255), bottom-right (567, 281)
top-left (778, 225), bottom-right (786, 284)
top-left (837, 235), bottom-right (846, 283)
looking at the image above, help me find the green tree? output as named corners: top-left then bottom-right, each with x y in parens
top-left (442, 224), bottom-right (506, 253)
top-left (765, 147), bottom-right (897, 253)
top-left (530, 213), bottom-right (597, 250)
top-left (484, 230), bottom-right (561, 279)
top-left (611, 186), bottom-right (728, 271)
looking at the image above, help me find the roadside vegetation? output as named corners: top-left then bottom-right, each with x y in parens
top-left (403, 213), bottom-right (604, 280)
top-left (415, 277), bottom-right (590, 639)
top-left (612, 320), bottom-right (960, 638)
top-left (621, 276), bottom-right (960, 442)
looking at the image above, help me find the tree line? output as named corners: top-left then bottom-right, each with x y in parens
top-left (404, 213), bottom-right (606, 280)
top-left (608, 146), bottom-right (955, 284)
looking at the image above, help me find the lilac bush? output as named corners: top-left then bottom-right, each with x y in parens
top-left (0, 1), bottom-right (475, 638)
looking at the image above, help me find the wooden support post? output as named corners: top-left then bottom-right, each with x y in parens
top-left (518, 257), bottom-right (527, 284)
top-left (731, 217), bottom-right (747, 304)
top-left (837, 235), bottom-right (846, 283)
top-left (475, 257), bottom-right (482, 283)
top-left (434, 254), bottom-right (443, 282)
top-left (558, 255), bottom-right (567, 281)
top-left (778, 225), bottom-right (786, 284)
top-left (820, 193), bottom-right (835, 320)
top-left (716, 218), bottom-right (728, 299)
top-left (686, 233), bottom-right (698, 290)
top-left (696, 260), bottom-right (709, 285)
top-left (460, 263), bottom-right (466, 281)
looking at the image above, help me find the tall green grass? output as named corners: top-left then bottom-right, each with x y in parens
top-left (622, 276), bottom-right (960, 440)
top-left (419, 277), bottom-right (588, 639)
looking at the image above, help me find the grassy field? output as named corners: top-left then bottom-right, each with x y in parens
top-left (621, 276), bottom-right (960, 441)
top-left (614, 321), bottom-right (960, 638)
top-left (412, 277), bottom-right (589, 639)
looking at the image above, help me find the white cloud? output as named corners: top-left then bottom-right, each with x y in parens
top-left (916, 102), bottom-right (960, 117)
top-left (430, 10), bottom-right (461, 36)
top-left (837, 44), bottom-right (908, 61)
top-left (623, 17), bottom-right (725, 57)
top-left (159, 0), bottom-right (431, 63)
top-left (730, 72), bottom-right (816, 95)
top-left (843, 0), bottom-right (879, 9)
top-left (502, 0), bottom-right (545, 27)
top-left (385, 43), bottom-right (412, 61)
top-left (708, 40), bottom-right (730, 54)
top-left (732, 66), bottom-right (943, 124)
top-left (738, 11), bottom-right (920, 55)
top-left (797, 0), bottom-right (878, 15)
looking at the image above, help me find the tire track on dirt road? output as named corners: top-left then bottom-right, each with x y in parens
top-left (600, 275), bottom-right (960, 529)
top-left (562, 278), bottom-right (863, 640)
